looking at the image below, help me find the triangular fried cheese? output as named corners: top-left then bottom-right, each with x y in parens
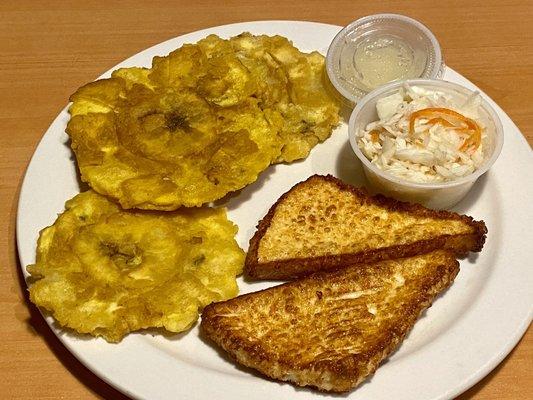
top-left (245, 175), bottom-right (485, 280)
top-left (202, 250), bottom-right (459, 392)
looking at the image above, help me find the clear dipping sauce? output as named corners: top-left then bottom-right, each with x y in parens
top-left (344, 35), bottom-right (426, 91)
top-left (327, 14), bottom-right (445, 105)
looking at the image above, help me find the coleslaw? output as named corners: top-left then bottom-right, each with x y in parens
top-left (357, 85), bottom-right (486, 183)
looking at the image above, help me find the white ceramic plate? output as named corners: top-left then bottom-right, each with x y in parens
top-left (17, 21), bottom-right (533, 400)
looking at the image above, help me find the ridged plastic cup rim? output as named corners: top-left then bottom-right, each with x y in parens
top-left (327, 14), bottom-right (445, 105)
top-left (348, 78), bottom-right (504, 189)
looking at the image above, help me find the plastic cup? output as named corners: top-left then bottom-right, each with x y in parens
top-left (348, 79), bottom-right (504, 209)
top-left (327, 14), bottom-right (445, 106)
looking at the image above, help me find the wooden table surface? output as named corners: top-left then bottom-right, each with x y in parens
top-left (1, 1), bottom-right (531, 399)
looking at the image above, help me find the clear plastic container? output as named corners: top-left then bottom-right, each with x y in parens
top-left (348, 79), bottom-right (504, 210)
top-left (327, 14), bottom-right (445, 106)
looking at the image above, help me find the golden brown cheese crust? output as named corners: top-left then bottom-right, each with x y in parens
top-left (245, 174), bottom-right (486, 280)
top-left (202, 250), bottom-right (460, 392)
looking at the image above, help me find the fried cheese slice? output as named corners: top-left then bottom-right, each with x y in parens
top-left (202, 251), bottom-right (460, 392)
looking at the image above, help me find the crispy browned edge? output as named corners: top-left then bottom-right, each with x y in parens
top-left (244, 174), bottom-right (487, 280)
top-left (202, 251), bottom-right (460, 392)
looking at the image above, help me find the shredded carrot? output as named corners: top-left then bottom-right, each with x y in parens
top-left (369, 129), bottom-right (381, 143)
top-left (427, 117), bottom-right (455, 128)
top-left (409, 107), bottom-right (481, 151)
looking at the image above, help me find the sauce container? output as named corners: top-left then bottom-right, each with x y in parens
top-left (327, 14), bottom-right (445, 106)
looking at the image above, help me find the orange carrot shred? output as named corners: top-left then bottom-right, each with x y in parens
top-left (409, 107), bottom-right (481, 151)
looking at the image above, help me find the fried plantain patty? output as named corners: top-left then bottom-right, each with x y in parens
top-left (27, 191), bottom-right (244, 342)
top-left (67, 33), bottom-right (340, 210)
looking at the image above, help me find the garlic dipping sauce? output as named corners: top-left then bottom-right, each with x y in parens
top-left (326, 14), bottom-right (445, 106)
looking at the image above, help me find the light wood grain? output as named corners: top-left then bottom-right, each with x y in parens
top-left (1, 1), bottom-right (531, 399)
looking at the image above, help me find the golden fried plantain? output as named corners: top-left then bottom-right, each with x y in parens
top-left (27, 191), bottom-right (244, 343)
top-left (229, 33), bottom-right (340, 162)
top-left (67, 33), bottom-right (340, 209)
